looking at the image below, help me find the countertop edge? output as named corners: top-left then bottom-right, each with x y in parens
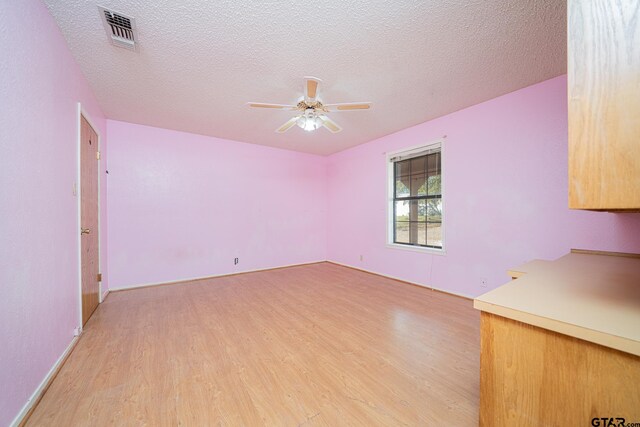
top-left (473, 299), bottom-right (640, 357)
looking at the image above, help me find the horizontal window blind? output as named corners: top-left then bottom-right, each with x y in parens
top-left (389, 145), bottom-right (440, 163)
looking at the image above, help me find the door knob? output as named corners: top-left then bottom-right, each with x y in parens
top-left (81, 228), bottom-right (91, 235)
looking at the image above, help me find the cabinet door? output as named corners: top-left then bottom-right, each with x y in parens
top-left (568, 0), bottom-right (640, 210)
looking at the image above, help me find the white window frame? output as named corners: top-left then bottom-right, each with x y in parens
top-left (386, 138), bottom-right (445, 255)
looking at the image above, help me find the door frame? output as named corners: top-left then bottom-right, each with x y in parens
top-left (76, 103), bottom-right (103, 331)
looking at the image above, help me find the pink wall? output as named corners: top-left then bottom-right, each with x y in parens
top-left (2, 8), bottom-right (639, 425)
top-left (327, 76), bottom-right (640, 297)
top-left (0, 1), bottom-right (107, 425)
top-left (106, 120), bottom-right (327, 289)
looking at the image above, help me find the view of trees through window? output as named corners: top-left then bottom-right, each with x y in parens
top-left (393, 151), bottom-right (442, 248)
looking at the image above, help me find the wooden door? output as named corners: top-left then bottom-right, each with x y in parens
top-left (80, 116), bottom-right (100, 325)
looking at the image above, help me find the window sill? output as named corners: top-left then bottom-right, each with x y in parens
top-left (386, 243), bottom-right (446, 255)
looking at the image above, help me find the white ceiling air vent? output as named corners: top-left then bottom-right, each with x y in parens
top-left (98, 6), bottom-right (137, 51)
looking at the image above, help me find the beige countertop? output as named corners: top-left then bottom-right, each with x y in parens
top-left (474, 251), bottom-right (640, 356)
top-left (506, 259), bottom-right (552, 278)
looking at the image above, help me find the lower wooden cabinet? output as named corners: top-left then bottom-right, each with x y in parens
top-left (479, 312), bottom-right (640, 427)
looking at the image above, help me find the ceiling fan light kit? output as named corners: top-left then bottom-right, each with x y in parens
top-left (247, 77), bottom-right (372, 134)
top-left (297, 110), bottom-right (322, 132)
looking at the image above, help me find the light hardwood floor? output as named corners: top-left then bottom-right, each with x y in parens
top-left (26, 262), bottom-right (480, 426)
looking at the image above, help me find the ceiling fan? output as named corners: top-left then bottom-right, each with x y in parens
top-left (247, 77), bottom-right (372, 133)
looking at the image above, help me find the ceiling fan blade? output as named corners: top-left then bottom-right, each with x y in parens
top-left (319, 115), bottom-right (342, 133)
top-left (323, 102), bottom-right (372, 112)
top-left (247, 102), bottom-right (297, 110)
top-left (304, 76), bottom-right (321, 101)
top-left (276, 116), bottom-right (299, 133)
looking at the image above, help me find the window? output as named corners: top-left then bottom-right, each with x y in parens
top-left (388, 141), bottom-right (443, 251)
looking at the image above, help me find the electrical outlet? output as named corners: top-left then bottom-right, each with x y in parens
top-left (480, 278), bottom-right (488, 287)
top-left (234, 257), bottom-right (239, 265)
top-left (73, 327), bottom-right (82, 337)
top-left (360, 255), bottom-right (363, 262)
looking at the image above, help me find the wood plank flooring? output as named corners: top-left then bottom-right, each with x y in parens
top-left (26, 262), bottom-right (480, 426)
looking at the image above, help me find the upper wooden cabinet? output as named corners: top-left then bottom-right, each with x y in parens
top-left (568, 0), bottom-right (640, 210)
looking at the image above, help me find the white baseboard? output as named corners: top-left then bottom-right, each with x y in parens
top-left (327, 260), bottom-right (474, 300)
top-left (109, 259), bottom-right (473, 300)
top-left (10, 335), bottom-right (79, 427)
top-left (109, 260), bottom-right (327, 292)
top-left (101, 289), bottom-right (109, 302)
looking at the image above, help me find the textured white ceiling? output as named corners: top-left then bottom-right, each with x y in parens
top-left (44, 0), bottom-right (566, 155)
